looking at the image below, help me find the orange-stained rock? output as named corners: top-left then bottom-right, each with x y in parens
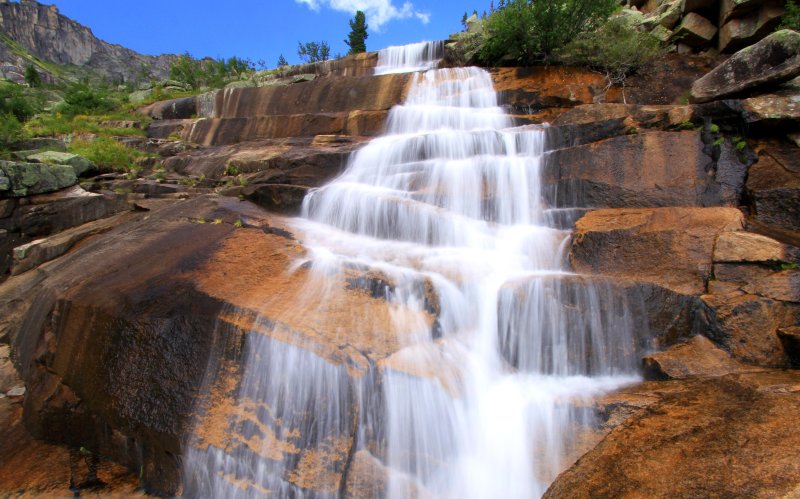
top-left (545, 371), bottom-right (800, 499)
top-left (700, 292), bottom-right (798, 366)
top-left (570, 207), bottom-right (744, 294)
top-left (642, 335), bottom-right (761, 380)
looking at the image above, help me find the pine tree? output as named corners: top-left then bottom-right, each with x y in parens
top-left (24, 64), bottom-right (41, 87)
top-left (345, 10), bottom-right (368, 54)
top-left (277, 54), bottom-right (288, 67)
top-left (461, 11), bottom-right (468, 29)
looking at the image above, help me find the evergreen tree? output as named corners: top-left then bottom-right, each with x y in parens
top-left (461, 11), bottom-right (468, 29)
top-left (345, 10), bottom-right (368, 54)
top-left (24, 64), bottom-right (42, 87)
top-left (277, 54), bottom-right (288, 67)
top-left (297, 41), bottom-right (331, 63)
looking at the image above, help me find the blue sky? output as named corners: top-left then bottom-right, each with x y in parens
top-left (47, 0), bottom-right (488, 68)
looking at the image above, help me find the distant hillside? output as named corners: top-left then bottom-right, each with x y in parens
top-left (0, 0), bottom-right (177, 84)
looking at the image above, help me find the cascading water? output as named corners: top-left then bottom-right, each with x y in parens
top-left (184, 42), bottom-right (641, 498)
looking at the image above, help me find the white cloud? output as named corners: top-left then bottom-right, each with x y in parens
top-left (296, 0), bottom-right (430, 30)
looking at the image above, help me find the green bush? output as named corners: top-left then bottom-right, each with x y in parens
top-left (58, 82), bottom-right (116, 117)
top-left (67, 137), bottom-right (146, 172)
top-left (557, 16), bottom-right (664, 99)
top-left (169, 53), bottom-right (254, 90)
top-left (297, 41), bottom-right (331, 63)
top-left (779, 1), bottom-right (800, 31)
top-left (0, 83), bottom-right (40, 122)
top-left (0, 112), bottom-right (23, 148)
top-left (479, 0), bottom-right (618, 65)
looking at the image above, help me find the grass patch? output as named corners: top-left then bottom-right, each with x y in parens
top-left (67, 137), bottom-right (149, 172)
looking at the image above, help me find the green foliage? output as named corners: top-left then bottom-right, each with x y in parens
top-left (24, 64), bottom-right (42, 88)
top-left (781, 262), bottom-right (799, 270)
top-left (345, 10), bottom-right (369, 54)
top-left (479, 0), bottom-right (618, 65)
top-left (0, 113), bottom-right (23, 148)
top-left (0, 83), bottom-right (40, 122)
top-left (779, 1), bottom-right (800, 31)
top-left (709, 123), bottom-right (720, 134)
top-left (557, 16), bottom-right (664, 96)
top-left (58, 82), bottom-right (116, 117)
top-left (297, 41), bottom-right (331, 63)
top-left (277, 54), bottom-right (289, 67)
top-left (224, 163), bottom-right (239, 176)
top-left (67, 137), bottom-right (147, 172)
top-left (169, 52), bottom-right (254, 90)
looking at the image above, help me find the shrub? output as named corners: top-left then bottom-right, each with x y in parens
top-left (169, 52), bottom-right (254, 89)
top-left (297, 41), bottom-right (331, 63)
top-left (58, 82), bottom-right (116, 117)
top-left (25, 64), bottom-right (42, 88)
top-left (0, 112), bottom-right (23, 148)
top-left (480, 0), bottom-right (618, 65)
top-left (779, 1), bottom-right (800, 31)
top-left (557, 16), bottom-right (664, 100)
top-left (67, 137), bottom-right (146, 172)
top-left (0, 83), bottom-right (40, 122)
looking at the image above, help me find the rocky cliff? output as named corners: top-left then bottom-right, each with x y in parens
top-left (0, 0), bottom-right (176, 83)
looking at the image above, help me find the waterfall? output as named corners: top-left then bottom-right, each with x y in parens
top-left (374, 41), bottom-right (444, 75)
top-left (183, 41), bottom-right (641, 498)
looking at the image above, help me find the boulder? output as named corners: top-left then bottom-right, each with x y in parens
top-left (25, 151), bottom-right (96, 177)
top-left (700, 293), bottom-right (798, 366)
top-left (543, 131), bottom-right (750, 208)
top-left (746, 141), bottom-right (800, 232)
top-left (544, 371), bottom-right (800, 498)
top-left (732, 92), bottom-right (800, 125)
top-left (671, 12), bottom-right (717, 47)
top-left (721, 0), bottom-right (779, 24)
top-left (718, 3), bottom-right (787, 52)
top-left (690, 30), bottom-right (800, 103)
top-left (641, 335), bottom-right (758, 380)
top-left (570, 207), bottom-right (744, 294)
top-left (639, 0), bottom-right (683, 30)
top-left (242, 183), bottom-right (309, 215)
top-left (0, 160), bottom-right (77, 197)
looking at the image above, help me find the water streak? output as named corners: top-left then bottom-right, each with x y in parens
top-left (184, 42), bottom-right (641, 498)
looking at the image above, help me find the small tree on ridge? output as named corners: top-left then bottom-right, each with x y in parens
top-left (345, 10), bottom-right (369, 54)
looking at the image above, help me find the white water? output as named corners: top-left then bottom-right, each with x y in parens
top-left (374, 41), bottom-right (444, 75)
top-left (184, 42), bottom-right (641, 498)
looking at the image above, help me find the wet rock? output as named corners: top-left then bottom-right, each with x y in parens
top-left (642, 335), bottom-right (759, 380)
top-left (544, 131), bottom-right (749, 209)
top-left (718, 3), bottom-right (786, 52)
top-left (243, 184), bottom-right (309, 215)
top-left (691, 30), bottom-right (800, 103)
top-left (545, 371), bottom-right (800, 498)
top-left (9, 186), bottom-right (132, 237)
top-left (672, 12), bottom-right (717, 47)
top-left (0, 161), bottom-right (77, 197)
top-left (570, 207), bottom-right (744, 294)
top-left (26, 151), bottom-right (96, 177)
top-left (746, 141), bottom-right (800, 232)
top-left (11, 211), bottom-right (131, 276)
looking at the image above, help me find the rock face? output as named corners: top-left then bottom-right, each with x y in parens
top-left (545, 371), bottom-right (800, 499)
top-left (543, 131), bottom-right (750, 208)
top-left (0, 0), bottom-right (176, 82)
top-left (691, 30), bottom-right (800, 103)
top-left (570, 207), bottom-right (744, 294)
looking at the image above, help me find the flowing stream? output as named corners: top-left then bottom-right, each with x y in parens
top-left (184, 42), bottom-right (641, 498)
